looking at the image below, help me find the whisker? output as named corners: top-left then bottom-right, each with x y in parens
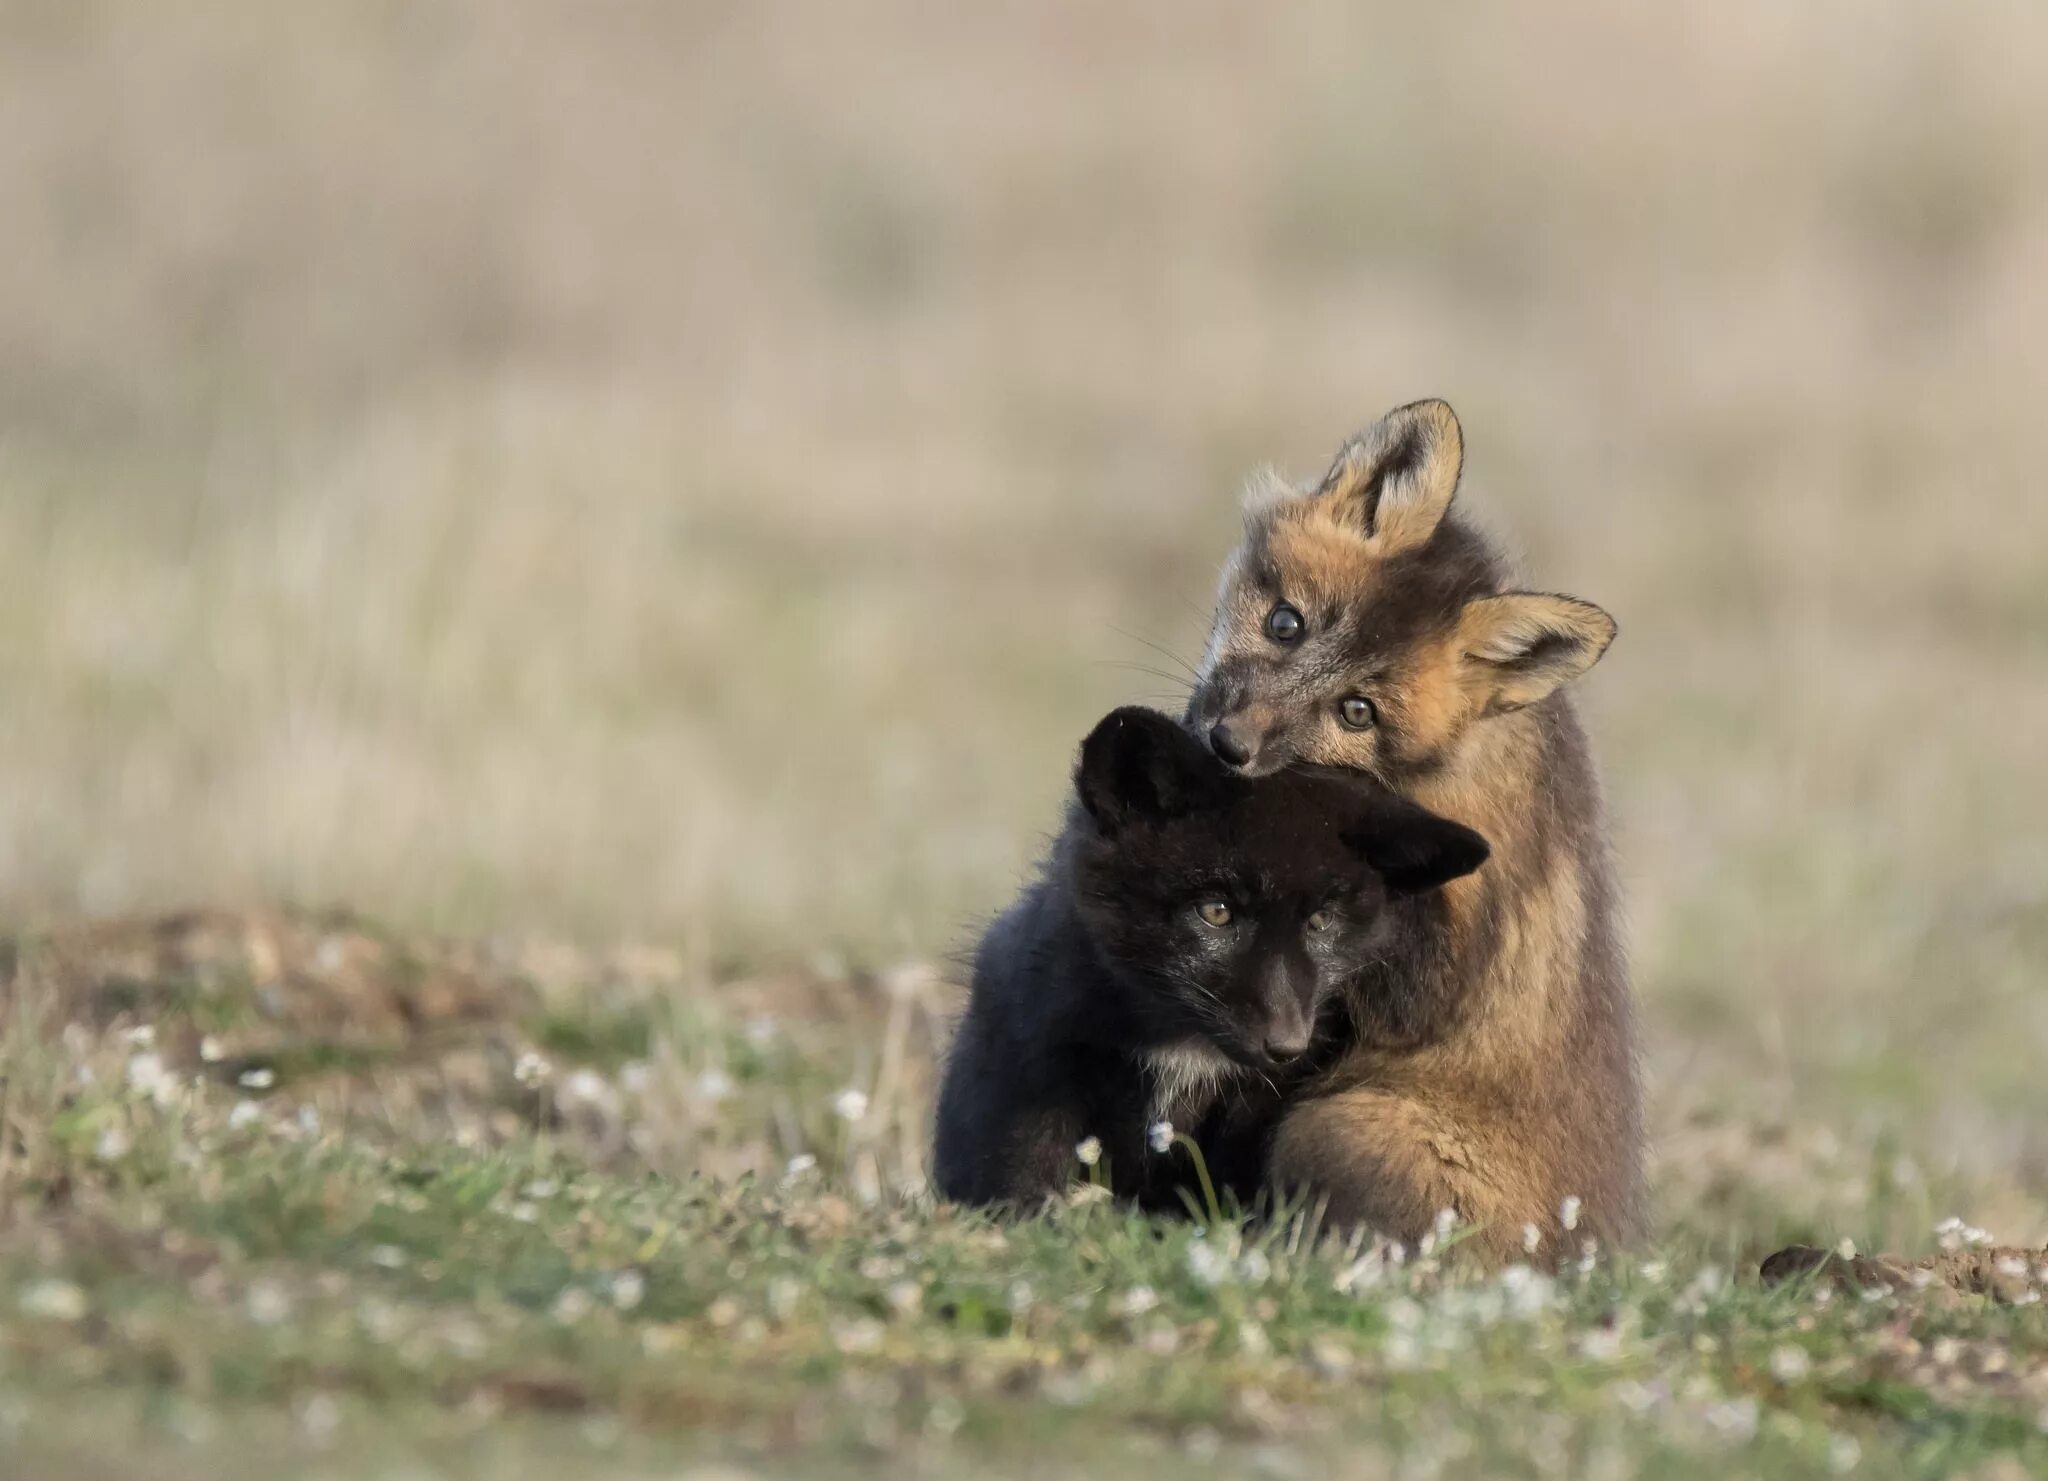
top-left (1107, 625), bottom-right (1202, 682)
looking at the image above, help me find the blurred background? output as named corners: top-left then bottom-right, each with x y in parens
top-left (3, 4), bottom-right (2045, 1224)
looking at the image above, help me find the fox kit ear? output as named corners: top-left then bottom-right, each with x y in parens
top-left (1456, 593), bottom-right (1617, 714)
top-left (1076, 707), bottom-right (1220, 834)
top-left (1342, 795), bottom-right (1491, 894)
top-left (1314, 399), bottom-right (1464, 556)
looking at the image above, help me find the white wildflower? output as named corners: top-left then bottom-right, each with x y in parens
top-left (20, 1279), bottom-right (87, 1321)
top-left (227, 1100), bottom-right (262, 1131)
top-left (246, 1280), bottom-right (293, 1326)
top-left (296, 1105), bottom-right (320, 1137)
top-left (1434, 1207), bottom-right (1459, 1239)
top-left (1703, 1396), bottom-right (1759, 1442)
top-left (1995, 1255), bottom-right (2028, 1278)
top-left (1522, 1222), bottom-right (1542, 1255)
top-left (1828, 1434), bottom-right (1861, 1473)
top-left (551, 1286), bottom-right (593, 1324)
top-left (1147, 1120), bottom-right (1175, 1154)
top-left (783, 1153), bottom-right (818, 1183)
top-left (1498, 1263), bottom-right (1557, 1316)
top-left (95, 1126), bottom-right (131, 1162)
top-left (199, 1035), bottom-right (224, 1063)
top-left (609, 1270), bottom-right (646, 1311)
top-left (521, 1178), bottom-right (559, 1200)
top-left (1835, 1237), bottom-right (1857, 1260)
top-left (833, 1317), bottom-right (885, 1354)
top-left (1615, 1379), bottom-right (1667, 1414)
top-left (1769, 1345), bottom-right (1811, 1382)
top-left (124, 1025), bottom-right (156, 1047)
top-left (693, 1067), bottom-right (734, 1102)
top-left (127, 1052), bottom-right (172, 1101)
top-left (513, 1052), bottom-right (552, 1088)
top-left (368, 1245), bottom-right (407, 1270)
top-left (1933, 1216), bottom-right (1990, 1251)
top-left (1559, 1195), bottom-right (1582, 1232)
top-left (1238, 1248), bottom-right (1272, 1286)
top-left (832, 1088), bottom-right (869, 1123)
top-left (297, 1394), bottom-right (340, 1445)
top-left (1576, 1324), bottom-right (1623, 1362)
top-left (1187, 1240), bottom-right (1233, 1287)
top-left (1118, 1285), bottom-right (1160, 1318)
top-left (237, 1066), bottom-right (275, 1090)
top-left (1074, 1136), bottom-right (1102, 1168)
top-left (563, 1069), bottom-right (608, 1104)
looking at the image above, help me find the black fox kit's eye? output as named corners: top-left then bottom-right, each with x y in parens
top-left (1306, 908), bottom-right (1335, 932)
top-left (1196, 900), bottom-right (1233, 928)
top-left (1264, 603), bottom-right (1304, 644)
top-left (1338, 696), bottom-right (1377, 730)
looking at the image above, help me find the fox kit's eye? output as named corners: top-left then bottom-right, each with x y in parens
top-left (1306, 908), bottom-right (1335, 932)
top-left (1195, 900), bottom-right (1233, 928)
top-left (1264, 603), bottom-right (1304, 644)
top-left (1338, 696), bottom-right (1377, 730)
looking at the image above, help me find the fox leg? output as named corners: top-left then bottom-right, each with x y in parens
top-left (1265, 1087), bottom-right (1541, 1263)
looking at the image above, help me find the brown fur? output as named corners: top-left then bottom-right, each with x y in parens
top-left (1189, 399), bottom-right (1641, 1263)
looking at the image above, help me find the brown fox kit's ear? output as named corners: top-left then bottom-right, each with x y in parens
top-left (1456, 593), bottom-right (1617, 714)
top-left (1313, 399), bottom-right (1464, 556)
top-left (1075, 707), bottom-right (1223, 835)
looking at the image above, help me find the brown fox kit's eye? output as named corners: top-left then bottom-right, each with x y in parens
top-left (1196, 900), bottom-right (1233, 928)
top-left (1306, 908), bottom-right (1335, 932)
top-left (1264, 603), bottom-right (1304, 643)
top-left (1338, 696), bottom-right (1377, 730)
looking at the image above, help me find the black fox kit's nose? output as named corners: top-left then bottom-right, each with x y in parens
top-left (1262, 1021), bottom-right (1312, 1063)
top-left (1208, 720), bottom-right (1255, 769)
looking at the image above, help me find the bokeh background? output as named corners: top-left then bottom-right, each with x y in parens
top-left (4, 3), bottom-right (2046, 1234)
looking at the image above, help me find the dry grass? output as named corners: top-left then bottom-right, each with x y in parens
top-left (2, 0), bottom-right (2047, 1430)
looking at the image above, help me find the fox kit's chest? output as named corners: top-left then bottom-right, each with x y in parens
top-left (1139, 1039), bottom-right (1241, 1126)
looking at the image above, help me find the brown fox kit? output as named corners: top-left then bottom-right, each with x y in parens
top-left (1188, 398), bottom-right (1640, 1261)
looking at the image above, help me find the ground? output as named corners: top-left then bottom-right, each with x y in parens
top-left (1, 911), bottom-right (2045, 1480)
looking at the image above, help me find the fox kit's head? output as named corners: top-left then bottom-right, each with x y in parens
top-left (1069, 707), bottom-right (1488, 1071)
top-left (1188, 399), bottom-right (1616, 781)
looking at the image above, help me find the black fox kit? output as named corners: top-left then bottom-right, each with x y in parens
top-left (1187, 399), bottom-right (1640, 1259)
top-left (932, 706), bottom-right (1487, 1213)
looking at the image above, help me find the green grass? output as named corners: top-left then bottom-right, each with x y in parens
top-left (3, 920), bottom-right (2045, 1479)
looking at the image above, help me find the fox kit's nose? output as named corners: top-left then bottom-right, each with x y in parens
top-left (1208, 720), bottom-right (1256, 769)
top-left (1262, 1020), bottom-right (1312, 1064)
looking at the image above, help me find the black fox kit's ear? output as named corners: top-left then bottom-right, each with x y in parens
top-left (1313, 399), bottom-right (1463, 556)
top-left (1076, 707), bottom-right (1220, 834)
top-left (1456, 593), bottom-right (1617, 714)
top-left (1342, 795), bottom-right (1491, 895)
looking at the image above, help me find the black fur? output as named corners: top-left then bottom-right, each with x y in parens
top-left (932, 707), bottom-right (1488, 1213)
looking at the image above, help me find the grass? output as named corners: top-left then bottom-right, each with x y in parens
top-left (3, 916), bottom-right (2047, 1478)
top-left (1, 2), bottom-right (2046, 1474)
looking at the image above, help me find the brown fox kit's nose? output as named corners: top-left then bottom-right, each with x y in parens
top-left (1208, 719), bottom-right (1256, 769)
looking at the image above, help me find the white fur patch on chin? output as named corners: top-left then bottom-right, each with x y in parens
top-left (1141, 1039), bottom-right (1241, 1121)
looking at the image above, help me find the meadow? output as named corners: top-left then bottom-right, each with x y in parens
top-left (2, 4), bottom-right (2047, 1475)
